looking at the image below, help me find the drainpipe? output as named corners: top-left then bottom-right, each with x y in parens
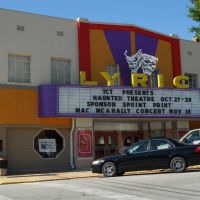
top-left (70, 118), bottom-right (75, 169)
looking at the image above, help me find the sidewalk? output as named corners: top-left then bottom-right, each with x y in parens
top-left (0, 169), bottom-right (101, 185)
top-left (0, 165), bottom-right (200, 185)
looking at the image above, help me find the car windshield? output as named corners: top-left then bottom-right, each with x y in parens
top-left (185, 131), bottom-right (200, 143)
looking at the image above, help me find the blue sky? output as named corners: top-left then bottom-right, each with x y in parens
top-left (0, 0), bottom-right (195, 40)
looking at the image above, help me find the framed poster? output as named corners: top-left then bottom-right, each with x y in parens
top-left (77, 129), bottom-right (92, 157)
top-left (39, 139), bottom-right (57, 153)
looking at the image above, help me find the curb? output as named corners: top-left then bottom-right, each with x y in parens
top-left (0, 173), bottom-right (102, 185)
top-left (0, 175), bottom-right (101, 185)
top-left (1, 165), bottom-right (200, 185)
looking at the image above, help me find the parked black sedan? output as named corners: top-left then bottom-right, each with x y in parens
top-left (91, 138), bottom-right (200, 177)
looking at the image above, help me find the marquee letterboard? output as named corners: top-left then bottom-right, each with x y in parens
top-left (57, 86), bottom-right (200, 118)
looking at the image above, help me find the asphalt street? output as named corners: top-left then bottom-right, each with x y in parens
top-left (1, 170), bottom-right (200, 200)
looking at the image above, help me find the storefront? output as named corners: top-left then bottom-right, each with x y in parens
top-left (0, 86), bottom-right (72, 174)
top-left (40, 83), bottom-right (198, 167)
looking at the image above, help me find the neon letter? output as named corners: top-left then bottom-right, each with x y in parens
top-left (80, 71), bottom-right (97, 85)
top-left (131, 73), bottom-right (148, 87)
top-left (157, 74), bottom-right (164, 88)
top-left (100, 72), bottom-right (120, 86)
top-left (173, 75), bottom-right (189, 88)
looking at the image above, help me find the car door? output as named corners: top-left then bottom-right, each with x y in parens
top-left (119, 140), bottom-right (150, 172)
top-left (147, 139), bottom-right (174, 169)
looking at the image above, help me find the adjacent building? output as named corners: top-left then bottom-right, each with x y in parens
top-left (0, 9), bottom-right (78, 174)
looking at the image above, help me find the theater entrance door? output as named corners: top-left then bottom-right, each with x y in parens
top-left (94, 131), bottom-right (118, 159)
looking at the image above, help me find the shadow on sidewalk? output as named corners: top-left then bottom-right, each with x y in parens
top-left (6, 167), bottom-right (91, 178)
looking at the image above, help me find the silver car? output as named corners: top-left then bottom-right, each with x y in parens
top-left (180, 129), bottom-right (200, 145)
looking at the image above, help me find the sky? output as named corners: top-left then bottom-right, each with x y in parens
top-left (0, 0), bottom-right (196, 40)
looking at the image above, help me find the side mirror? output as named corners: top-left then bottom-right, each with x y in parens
top-left (182, 138), bottom-right (189, 143)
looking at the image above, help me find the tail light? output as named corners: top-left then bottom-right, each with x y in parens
top-left (195, 147), bottom-right (200, 153)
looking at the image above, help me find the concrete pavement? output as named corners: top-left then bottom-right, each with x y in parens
top-left (0, 165), bottom-right (200, 185)
top-left (0, 169), bottom-right (100, 185)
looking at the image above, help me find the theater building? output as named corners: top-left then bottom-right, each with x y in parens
top-left (40, 19), bottom-right (200, 168)
top-left (0, 9), bottom-right (200, 173)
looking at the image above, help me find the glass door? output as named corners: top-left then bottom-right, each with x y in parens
top-left (94, 131), bottom-right (118, 159)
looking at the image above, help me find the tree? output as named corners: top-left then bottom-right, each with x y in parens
top-left (188, 0), bottom-right (200, 40)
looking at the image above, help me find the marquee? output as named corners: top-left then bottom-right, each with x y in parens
top-left (39, 85), bottom-right (200, 118)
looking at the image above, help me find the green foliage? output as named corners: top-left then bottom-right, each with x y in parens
top-left (188, 0), bottom-right (200, 39)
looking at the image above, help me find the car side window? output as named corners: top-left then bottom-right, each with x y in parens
top-left (127, 141), bottom-right (149, 154)
top-left (185, 130), bottom-right (200, 143)
top-left (150, 140), bottom-right (173, 151)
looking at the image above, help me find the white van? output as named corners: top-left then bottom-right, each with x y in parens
top-left (179, 129), bottom-right (200, 145)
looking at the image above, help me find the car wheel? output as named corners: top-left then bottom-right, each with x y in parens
top-left (102, 162), bottom-right (117, 177)
top-left (170, 157), bottom-right (187, 173)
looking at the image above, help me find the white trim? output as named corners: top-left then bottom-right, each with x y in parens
top-left (94, 122), bottom-right (139, 131)
top-left (70, 118), bottom-right (75, 168)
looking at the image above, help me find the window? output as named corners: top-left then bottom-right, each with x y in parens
top-left (185, 73), bottom-right (198, 88)
top-left (98, 136), bottom-right (105, 145)
top-left (8, 55), bottom-right (30, 83)
top-left (106, 64), bottom-right (120, 86)
top-left (17, 25), bottom-right (24, 31)
top-left (51, 58), bottom-right (70, 84)
top-left (150, 139), bottom-right (173, 151)
top-left (124, 136), bottom-right (132, 147)
top-left (127, 141), bottom-right (149, 154)
top-left (34, 129), bottom-right (64, 159)
top-left (57, 31), bottom-right (64, 37)
top-left (150, 69), bottom-right (159, 87)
